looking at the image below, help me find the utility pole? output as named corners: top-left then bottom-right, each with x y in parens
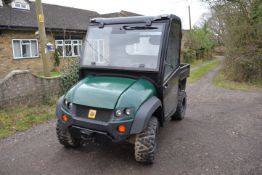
top-left (35, 0), bottom-right (51, 77)
top-left (188, 5), bottom-right (192, 30)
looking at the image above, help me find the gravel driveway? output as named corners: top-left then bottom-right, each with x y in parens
top-left (0, 66), bottom-right (261, 175)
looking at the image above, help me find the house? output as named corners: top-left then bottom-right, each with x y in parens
top-left (100, 10), bottom-right (142, 18)
top-left (0, 0), bottom-right (141, 77)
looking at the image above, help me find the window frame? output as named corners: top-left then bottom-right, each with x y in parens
top-left (163, 21), bottom-right (181, 80)
top-left (55, 39), bottom-right (83, 57)
top-left (86, 39), bottom-right (105, 63)
top-left (64, 40), bottom-right (73, 57)
top-left (12, 1), bottom-right (30, 10)
top-left (72, 40), bottom-right (83, 57)
top-left (81, 22), bottom-right (166, 72)
top-left (12, 39), bottom-right (39, 59)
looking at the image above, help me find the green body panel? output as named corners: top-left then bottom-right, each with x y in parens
top-left (65, 76), bottom-right (156, 115)
top-left (115, 79), bottom-right (157, 121)
top-left (65, 76), bottom-right (136, 109)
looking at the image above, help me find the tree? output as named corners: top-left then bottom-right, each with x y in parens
top-left (205, 9), bottom-right (225, 44)
top-left (35, 0), bottom-right (51, 77)
top-left (186, 23), bottom-right (217, 50)
top-left (202, 0), bottom-right (262, 82)
top-left (182, 23), bottom-right (217, 62)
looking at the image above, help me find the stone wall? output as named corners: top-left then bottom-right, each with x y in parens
top-left (0, 70), bottom-right (61, 108)
top-left (0, 30), bottom-right (55, 78)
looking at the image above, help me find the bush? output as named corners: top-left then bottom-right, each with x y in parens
top-left (187, 24), bottom-right (217, 51)
top-left (224, 52), bottom-right (262, 82)
top-left (183, 23), bottom-right (217, 63)
top-left (183, 48), bottom-right (196, 63)
top-left (203, 0), bottom-right (262, 83)
top-left (61, 57), bottom-right (80, 93)
top-left (53, 49), bottom-right (60, 67)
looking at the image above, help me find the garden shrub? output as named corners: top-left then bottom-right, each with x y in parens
top-left (61, 57), bottom-right (80, 93)
top-left (183, 48), bottom-right (196, 63)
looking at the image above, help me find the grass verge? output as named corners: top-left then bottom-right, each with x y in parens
top-left (213, 69), bottom-right (262, 91)
top-left (190, 59), bottom-right (210, 68)
top-left (0, 97), bottom-right (57, 139)
top-left (188, 59), bottom-right (223, 83)
top-left (37, 71), bottom-right (61, 78)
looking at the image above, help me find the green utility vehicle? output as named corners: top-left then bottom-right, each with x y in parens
top-left (56, 15), bottom-right (190, 163)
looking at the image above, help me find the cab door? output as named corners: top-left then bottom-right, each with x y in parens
top-left (163, 21), bottom-right (181, 118)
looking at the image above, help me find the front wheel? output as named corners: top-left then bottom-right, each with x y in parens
top-left (171, 90), bottom-right (187, 121)
top-left (56, 120), bottom-right (82, 148)
top-left (134, 116), bottom-right (159, 164)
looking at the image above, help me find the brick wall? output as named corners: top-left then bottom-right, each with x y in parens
top-left (0, 70), bottom-right (61, 108)
top-left (0, 30), bottom-right (55, 78)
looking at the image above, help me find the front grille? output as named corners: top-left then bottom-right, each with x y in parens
top-left (75, 104), bottom-right (113, 122)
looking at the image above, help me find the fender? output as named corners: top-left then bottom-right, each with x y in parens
top-left (56, 95), bottom-right (64, 119)
top-left (130, 96), bottom-right (162, 134)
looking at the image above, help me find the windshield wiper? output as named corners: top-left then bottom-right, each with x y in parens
top-left (122, 25), bottom-right (158, 30)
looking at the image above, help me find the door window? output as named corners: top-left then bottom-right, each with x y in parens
top-left (164, 22), bottom-right (181, 79)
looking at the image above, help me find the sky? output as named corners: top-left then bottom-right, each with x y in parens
top-left (41, 0), bottom-right (209, 29)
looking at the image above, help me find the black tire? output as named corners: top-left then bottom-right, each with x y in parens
top-left (171, 90), bottom-right (187, 121)
top-left (134, 116), bottom-right (159, 164)
top-left (56, 120), bottom-right (82, 148)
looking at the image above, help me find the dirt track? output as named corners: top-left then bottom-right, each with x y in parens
top-left (0, 66), bottom-right (262, 175)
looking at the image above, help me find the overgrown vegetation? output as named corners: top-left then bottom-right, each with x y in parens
top-left (188, 59), bottom-right (223, 83)
top-left (213, 69), bottom-right (262, 91)
top-left (191, 59), bottom-right (209, 68)
top-left (183, 23), bottom-right (217, 63)
top-left (187, 24), bottom-right (217, 51)
top-left (0, 97), bottom-right (57, 139)
top-left (203, 0), bottom-right (262, 83)
top-left (37, 71), bottom-right (61, 77)
top-left (53, 49), bottom-right (61, 67)
top-left (61, 57), bottom-right (80, 93)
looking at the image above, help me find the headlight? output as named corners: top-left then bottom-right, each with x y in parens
top-left (124, 108), bottom-right (132, 116)
top-left (115, 109), bottom-right (122, 117)
top-left (64, 99), bottom-right (69, 106)
top-left (115, 108), bottom-right (132, 117)
top-left (68, 102), bottom-right (73, 110)
top-left (64, 99), bottom-right (73, 110)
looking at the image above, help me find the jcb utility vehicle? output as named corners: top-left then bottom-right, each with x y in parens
top-left (56, 15), bottom-right (190, 164)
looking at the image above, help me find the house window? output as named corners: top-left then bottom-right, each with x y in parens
top-left (65, 40), bottom-right (72, 57)
top-left (12, 39), bottom-right (39, 59)
top-left (12, 1), bottom-right (30, 10)
top-left (86, 39), bottom-right (105, 63)
top-left (55, 40), bottom-right (82, 57)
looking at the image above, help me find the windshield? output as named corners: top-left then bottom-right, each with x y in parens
top-left (81, 23), bottom-right (165, 71)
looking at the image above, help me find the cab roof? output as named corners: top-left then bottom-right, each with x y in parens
top-left (90, 14), bottom-right (181, 26)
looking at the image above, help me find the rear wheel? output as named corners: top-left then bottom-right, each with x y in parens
top-left (56, 120), bottom-right (82, 148)
top-left (171, 90), bottom-right (187, 121)
top-left (134, 116), bottom-right (159, 164)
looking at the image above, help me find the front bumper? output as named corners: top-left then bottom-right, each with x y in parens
top-left (59, 107), bottom-right (134, 142)
top-left (69, 119), bottom-right (133, 142)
